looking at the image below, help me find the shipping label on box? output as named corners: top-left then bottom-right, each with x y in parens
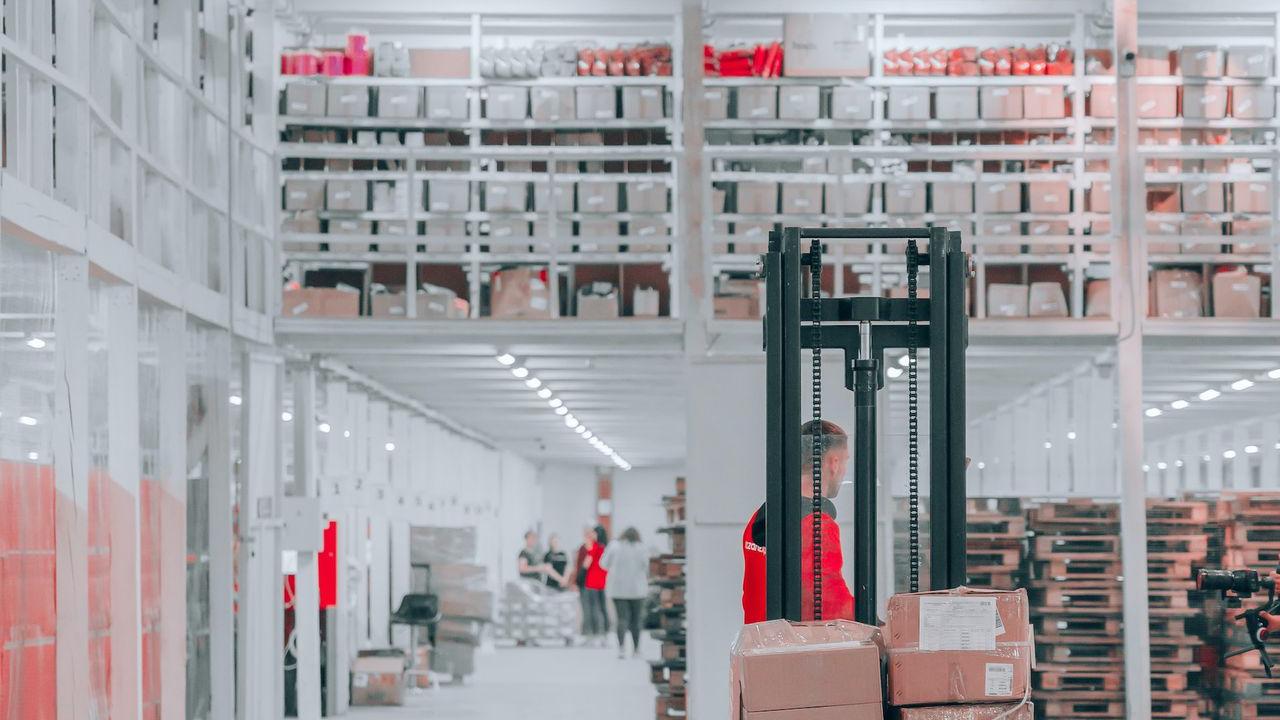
top-left (979, 87), bottom-right (1023, 120)
top-left (577, 181), bottom-right (619, 213)
top-left (376, 220), bottom-right (412, 237)
top-left (1089, 85), bottom-right (1116, 118)
top-left (1023, 85), bottom-right (1066, 119)
top-left (737, 181), bottom-right (779, 214)
top-left (284, 82), bottom-right (326, 116)
top-left (931, 181), bottom-right (973, 214)
top-left (1232, 85), bottom-right (1276, 119)
top-left (1029, 282), bottom-right (1068, 317)
top-left (830, 85), bottom-right (873, 120)
top-left (782, 14), bottom-right (872, 77)
top-left (426, 86), bottom-right (469, 120)
top-left (531, 87), bottom-right (575, 122)
top-left (887, 87), bottom-right (930, 120)
top-left (326, 180), bottom-right (369, 211)
top-left (628, 217), bottom-right (668, 243)
top-left (703, 88), bottom-right (729, 120)
top-left (781, 183), bottom-right (823, 214)
top-left (622, 86), bottom-right (666, 119)
top-left (428, 180), bottom-right (470, 213)
top-left (486, 85), bottom-right (529, 120)
top-left (1182, 83), bottom-right (1228, 119)
top-left (575, 86), bottom-right (617, 120)
top-left (326, 86), bottom-right (370, 117)
top-left (1227, 46), bottom-right (1274, 78)
top-left (284, 179), bottom-right (325, 210)
top-left (1154, 269), bottom-right (1204, 318)
top-left (1137, 86), bottom-right (1178, 118)
top-left (1178, 46), bottom-right (1224, 77)
top-left (935, 87), bottom-right (978, 120)
top-left (376, 86), bottom-right (422, 119)
top-left (1232, 180), bottom-right (1271, 213)
top-left (1028, 180), bottom-right (1070, 213)
top-left (484, 181), bottom-right (528, 213)
top-left (328, 218), bottom-right (373, 235)
top-left (779, 86), bottom-right (821, 120)
top-left (626, 181), bottom-right (668, 213)
top-left (979, 181), bottom-right (1022, 213)
top-left (1181, 181), bottom-right (1225, 213)
top-left (736, 86), bottom-right (778, 119)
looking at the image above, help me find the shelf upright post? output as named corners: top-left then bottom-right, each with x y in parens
top-left (679, 0), bottom-right (708, 351)
top-left (468, 13), bottom-right (483, 318)
top-left (1271, 12), bottom-right (1280, 320)
top-left (871, 13), bottom-right (886, 298)
top-left (670, 11), bottom-right (684, 319)
top-left (1114, 1), bottom-right (1153, 718)
top-left (405, 124), bottom-right (418, 318)
top-left (1070, 9), bottom-right (1088, 318)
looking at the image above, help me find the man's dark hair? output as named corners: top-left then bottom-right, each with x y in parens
top-left (621, 527), bottom-right (641, 543)
top-left (801, 419), bottom-right (848, 466)
top-left (594, 524), bottom-right (609, 545)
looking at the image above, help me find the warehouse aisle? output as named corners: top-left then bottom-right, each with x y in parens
top-left (348, 644), bottom-right (658, 719)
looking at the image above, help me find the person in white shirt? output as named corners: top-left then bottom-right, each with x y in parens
top-left (600, 526), bottom-right (651, 658)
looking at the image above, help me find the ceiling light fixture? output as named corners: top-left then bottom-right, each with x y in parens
top-left (1170, 400), bottom-right (1189, 410)
top-left (1067, 431), bottom-right (1077, 441)
top-left (977, 462), bottom-right (986, 470)
top-left (1175, 460), bottom-right (1184, 468)
top-left (17, 416), bottom-right (38, 426)
top-left (1245, 445), bottom-right (1260, 454)
top-left (525, 377), bottom-right (542, 389)
top-left (515, 352), bottom-right (630, 470)
top-left (549, 398), bottom-right (563, 408)
top-left (25, 337), bottom-right (46, 349)
top-left (537, 388), bottom-right (552, 399)
top-left (318, 423), bottom-right (331, 433)
top-left (898, 355), bottom-right (911, 367)
top-left (511, 366), bottom-right (530, 379)
top-left (229, 395), bottom-right (243, 406)
top-left (496, 353), bottom-right (516, 366)
top-left (1145, 408), bottom-right (1162, 418)
top-left (1143, 464), bottom-right (1151, 472)
top-left (565, 416), bottom-right (579, 429)
top-left (281, 411), bottom-right (293, 422)
top-left (886, 367), bottom-right (904, 379)
top-left (1269, 368), bottom-right (1280, 380)
top-left (385, 441), bottom-right (396, 452)
top-left (27, 452), bottom-right (38, 461)
top-left (1232, 379), bottom-right (1255, 391)
top-left (1043, 441), bottom-right (1053, 449)
top-left (575, 425), bottom-right (587, 435)
top-left (1203, 454), bottom-right (1212, 462)
top-left (583, 431), bottom-right (593, 440)
top-left (1157, 462), bottom-right (1168, 470)
top-left (344, 430), bottom-right (351, 438)
top-left (1224, 449), bottom-right (1238, 460)
top-left (554, 406), bottom-right (568, 416)
top-left (1199, 389), bottom-right (1221, 401)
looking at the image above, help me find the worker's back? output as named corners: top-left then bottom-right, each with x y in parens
top-left (741, 500), bottom-right (854, 623)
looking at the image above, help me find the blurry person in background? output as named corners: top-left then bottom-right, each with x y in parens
top-left (543, 533), bottom-right (570, 591)
top-left (600, 526), bottom-right (651, 659)
top-left (518, 530), bottom-right (555, 582)
top-left (580, 524), bottom-right (611, 646)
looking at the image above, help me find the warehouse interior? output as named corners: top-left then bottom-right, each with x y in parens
top-left (3, 0), bottom-right (1280, 718)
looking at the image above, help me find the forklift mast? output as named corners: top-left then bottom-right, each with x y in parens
top-left (762, 226), bottom-right (970, 625)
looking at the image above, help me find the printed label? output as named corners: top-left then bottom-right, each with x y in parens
top-left (530, 295), bottom-right (548, 310)
top-left (1233, 282), bottom-right (1250, 292)
top-left (1192, 184), bottom-right (1207, 196)
top-left (985, 663), bottom-right (1014, 696)
top-left (919, 596), bottom-right (999, 651)
top-left (1140, 100), bottom-right (1156, 112)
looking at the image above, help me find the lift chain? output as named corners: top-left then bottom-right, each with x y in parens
top-left (810, 237), bottom-right (823, 620)
top-left (906, 240), bottom-right (921, 593)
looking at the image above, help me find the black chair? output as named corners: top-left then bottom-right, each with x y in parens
top-left (391, 593), bottom-right (440, 687)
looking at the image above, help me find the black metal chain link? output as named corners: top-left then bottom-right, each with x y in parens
top-left (907, 240), bottom-right (921, 593)
top-left (810, 238), bottom-right (823, 619)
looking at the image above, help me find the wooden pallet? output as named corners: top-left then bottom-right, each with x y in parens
top-left (1148, 535), bottom-right (1210, 557)
top-left (1151, 696), bottom-right (1203, 719)
top-left (1033, 535), bottom-right (1122, 558)
top-left (1223, 670), bottom-right (1280, 700)
top-left (1148, 615), bottom-right (1194, 638)
top-left (1028, 500), bottom-right (1120, 526)
top-left (968, 547), bottom-right (1023, 569)
top-left (967, 515), bottom-right (1028, 541)
top-left (1226, 524), bottom-right (1280, 548)
top-left (1150, 667), bottom-right (1194, 693)
top-left (1225, 546), bottom-right (1280, 568)
top-left (1035, 615), bottom-right (1122, 638)
top-left (662, 495), bottom-right (686, 525)
top-left (1147, 500), bottom-right (1211, 525)
top-left (1038, 642), bottom-right (1124, 663)
top-left (649, 555), bottom-right (685, 580)
top-left (1033, 585), bottom-right (1123, 610)
top-left (969, 497), bottom-right (1024, 515)
top-left (1038, 695), bottom-right (1126, 718)
top-left (1220, 701), bottom-right (1280, 720)
top-left (1033, 557), bottom-right (1123, 582)
top-left (1147, 557), bottom-right (1196, 582)
top-left (1149, 589), bottom-right (1191, 611)
top-left (655, 692), bottom-right (687, 719)
top-left (965, 570), bottom-right (1021, 589)
top-left (1223, 492), bottom-right (1280, 521)
top-left (1036, 665), bottom-right (1126, 692)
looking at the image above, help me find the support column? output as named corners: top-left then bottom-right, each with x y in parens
top-left (157, 309), bottom-right (187, 720)
top-left (292, 363), bottom-right (321, 720)
top-left (679, 0), bottom-right (707, 349)
top-left (1114, 0), bottom-right (1153, 717)
top-left (207, 328), bottom-right (235, 720)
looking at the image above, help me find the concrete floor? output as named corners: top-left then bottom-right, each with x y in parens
top-left (348, 643), bottom-right (659, 719)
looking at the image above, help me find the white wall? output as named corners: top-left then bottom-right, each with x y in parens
top-left (539, 463), bottom-right (685, 553)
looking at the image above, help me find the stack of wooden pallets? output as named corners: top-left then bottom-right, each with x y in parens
top-left (966, 497), bottom-right (1027, 589)
top-left (1147, 499), bottom-right (1213, 720)
top-left (1026, 499), bottom-right (1125, 720)
top-left (650, 477), bottom-right (688, 720)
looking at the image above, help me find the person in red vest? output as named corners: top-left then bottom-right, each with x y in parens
top-left (742, 419), bottom-right (855, 623)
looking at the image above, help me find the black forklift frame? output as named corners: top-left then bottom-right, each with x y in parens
top-left (763, 226), bottom-right (970, 625)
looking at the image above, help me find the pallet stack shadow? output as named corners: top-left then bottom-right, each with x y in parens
top-left (650, 477), bottom-right (688, 720)
top-left (966, 498), bottom-right (1027, 590)
top-left (1026, 500), bottom-right (1125, 720)
top-left (1213, 492), bottom-right (1280, 720)
top-left (1146, 500), bottom-right (1213, 720)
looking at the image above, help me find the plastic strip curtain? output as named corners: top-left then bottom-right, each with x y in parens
top-left (185, 319), bottom-right (218, 720)
top-left (0, 233), bottom-right (59, 716)
top-left (138, 302), bottom-right (163, 719)
top-left (87, 278), bottom-right (113, 717)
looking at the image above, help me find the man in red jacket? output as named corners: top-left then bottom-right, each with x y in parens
top-left (742, 419), bottom-right (854, 623)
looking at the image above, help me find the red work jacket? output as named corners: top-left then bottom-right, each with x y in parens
top-left (742, 498), bottom-right (855, 624)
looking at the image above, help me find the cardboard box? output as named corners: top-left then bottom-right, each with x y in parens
top-left (1029, 282), bottom-right (1068, 317)
top-left (1027, 180), bottom-right (1070, 214)
top-left (328, 218), bottom-right (373, 235)
top-left (884, 181), bottom-right (926, 214)
top-left (931, 182), bottom-right (973, 214)
top-left (1178, 46), bottom-right (1224, 77)
top-left (980, 87), bottom-right (1023, 120)
top-left (1213, 271), bottom-right (1262, 318)
top-left (715, 295), bottom-right (755, 319)
top-left (1232, 85), bottom-right (1276, 119)
top-left (282, 212), bottom-right (321, 235)
top-left (326, 180), bottom-right (369, 211)
top-left (736, 86), bottom-right (778, 119)
top-left (284, 82), bottom-right (326, 116)
top-left (831, 85), bottom-right (874, 120)
top-left (425, 87), bottom-right (468, 120)
top-left (899, 704), bottom-right (1034, 720)
top-left (578, 181), bottom-right (619, 213)
top-left (979, 181), bottom-right (1021, 213)
top-left (1089, 85), bottom-right (1116, 118)
top-left (1232, 180), bottom-right (1271, 213)
top-left (1182, 181), bottom-right (1225, 213)
top-left (779, 86), bottom-right (821, 120)
top-left (885, 588), bottom-right (1033, 706)
top-left (284, 179), bottom-right (325, 210)
top-left (489, 267), bottom-right (550, 319)
top-left (427, 180), bottom-right (470, 212)
top-left (626, 181), bottom-right (668, 213)
top-left (628, 218), bottom-right (668, 246)
top-left (987, 284), bottom-right (1029, 318)
top-left (782, 14), bottom-right (872, 77)
top-left (534, 183), bottom-right (573, 213)
top-left (1086, 279), bottom-right (1110, 318)
top-left (1153, 269), bottom-right (1203, 319)
top-left (1087, 181), bottom-right (1111, 213)
top-left (1023, 85), bottom-right (1066, 119)
top-left (484, 181), bottom-right (527, 213)
top-left (326, 85), bottom-right (369, 117)
top-left (350, 655), bottom-right (404, 706)
top-left (376, 220), bottom-right (412, 237)
top-left (1227, 46), bottom-right (1273, 78)
top-left (371, 286), bottom-right (464, 319)
top-left (408, 48), bottom-right (470, 79)
top-left (622, 86), bottom-right (665, 119)
top-left (486, 85), bottom-right (528, 120)
top-left (281, 287), bottom-right (361, 318)
top-left (1137, 86), bottom-right (1178, 118)
top-left (1137, 46), bottom-right (1172, 76)
top-left (629, 286), bottom-right (659, 318)
top-left (888, 87), bottom-right (929, 120)
top-left (1147, 184), bottom-right (1181, 213)
top-left (824, 182), bottom-right (874, 214)
top-left (530, 87), bottom-right (574, 122)
top-left (576, 282), bottom-right (619, 319)
top-left (1233, 217), bottom-right (1273, 251)
top-left (703, 88), bottom-right (730, 120)
top-left (371, 182), bottom-right (406, 213)
top-left (376, 86), bottom-right (421, 118)
top-left (935, 87), bottom-right (979, 120)
top-left (576, 86), bottom-right (617, 120)
top-left (781, 183), bottom-right (823, 214)
top-left (1183, 83), bottom-right (1228, 119)
top-left (737, 182), bottom-right (779, 214)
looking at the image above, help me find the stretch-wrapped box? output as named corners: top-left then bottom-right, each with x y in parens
top-left (885, 587), bottom-right (1033, 706)
top-left (899, 703), bottom-right (1034, 720)
top-left (1153, 269), bottom-right (1203, 319)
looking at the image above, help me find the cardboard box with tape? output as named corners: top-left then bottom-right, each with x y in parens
top-left (351, 654), bottom-right (405, 706)
top-left (489, 267), bottom-right (552, 319)
top-left (782, 14), bottom-right (872, 77)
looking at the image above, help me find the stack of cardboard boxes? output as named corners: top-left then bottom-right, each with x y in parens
top-left (409, 526), bottom-right (492, 682)
top-left (1145, 500), bottom-right (1213, 720)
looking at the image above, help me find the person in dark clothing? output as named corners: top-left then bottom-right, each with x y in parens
top-left (518, 530), bottom-right (560, 583)
top-left (543, 533), bottom-right (570, 590)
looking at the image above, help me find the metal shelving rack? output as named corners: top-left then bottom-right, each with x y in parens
top-left (276, 12), bottom-right (683, 318)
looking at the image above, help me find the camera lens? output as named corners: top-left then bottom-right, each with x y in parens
top-left (1198, 569), bottom-right (1236, 591)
